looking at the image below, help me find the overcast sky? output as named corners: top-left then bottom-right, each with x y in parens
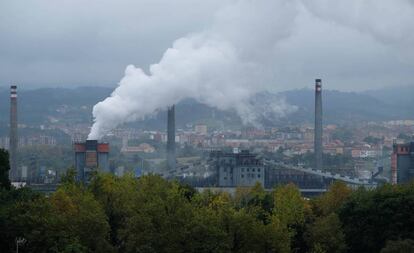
top-left (1, 0), bottom-right (413, 91)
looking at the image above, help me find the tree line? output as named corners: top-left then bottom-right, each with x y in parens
top-left (1, 149), bottom-right (414, 252)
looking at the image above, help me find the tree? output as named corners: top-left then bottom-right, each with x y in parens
top-left (272, 183), bottom-right (309, 252)
top-left (3, 182), bottom-right (112, 252)
top-left (233, 183), bottom-right (273, 224)
top-left (88, 173), bottom-right (138, 247)
top-left (339, 183), bottom-right (414, 253)
top-left (381, 239), bottom-right (414, 253)
top-left (273, 183), bottom-right (306, 226)
top-left (119, 175), bottom-right (196, 253)
top-left (0, 149), bottom-right (11, 190)
top-left (306, 213), bottom-right (346, 253)
top-left (186, 205), bottom-right (229, 253)
top-left (49, 183), bottom-right (114, 252)
top-left (60, 167), bottom-right (77, 184)
top-left (312, 181), bottom-right (352, 217)
top-left (195, 189), bottom-right (289, 253)
top-left (0, 187), bottom-right (42, 252)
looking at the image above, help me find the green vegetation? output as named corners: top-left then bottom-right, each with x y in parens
top-left (0, 143), bottom-right (412, 253)
top-left (1, 160), bottom-right (414, 252)
top-left (339, 184), bottom-right (414, 252)
top-left (0, 149), bottom-right (11, 190)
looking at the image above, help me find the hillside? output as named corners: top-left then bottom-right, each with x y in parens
top-left (0, 86), bottom-right (412, 129)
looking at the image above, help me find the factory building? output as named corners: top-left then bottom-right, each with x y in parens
top-left (74, 140), bottom-right (110, 182)
top-left (314, 79), bottom-right (323, 170)
top-left (391, 142), bottom-right (414, 184)
top-left (211, 150), bottom-right (265, 187)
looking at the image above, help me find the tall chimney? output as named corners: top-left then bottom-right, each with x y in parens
top-left (314, 79), bottom-right (323, 170)
top-left (167, 105), bottom-right (176, 170)
top-left (9, 85), bottom-right (18, 181)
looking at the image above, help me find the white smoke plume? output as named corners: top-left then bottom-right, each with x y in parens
top-left (89, 0), bottom-right (414, 140)
top-left (88, 0), bottom-right (298, 139)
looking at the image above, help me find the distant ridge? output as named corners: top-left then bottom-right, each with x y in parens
top-left (0, 86), bottom-right (411, 128)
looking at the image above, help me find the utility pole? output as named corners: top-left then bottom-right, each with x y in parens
top-left (16, 237), bottom-right (26, 253)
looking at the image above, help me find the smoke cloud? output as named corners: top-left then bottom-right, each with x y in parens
top-left (88, 0), bottom-right (414, 139)
top-left (88, 0), bottom-right (298, 139)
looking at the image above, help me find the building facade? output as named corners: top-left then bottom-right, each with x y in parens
top-left (211, 150), bottom-right (265, 187)
top-left (391, 142), bottom-right (414, 184)
top-left (74, 140), bottom-right (110, 182)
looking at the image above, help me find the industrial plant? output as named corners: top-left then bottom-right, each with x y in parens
top-left (74, 140), bottom-right (110, 182)
top-left (392, 142), bottom-right (414, 184)
top-left (4, 78), bottom-right (413, 192)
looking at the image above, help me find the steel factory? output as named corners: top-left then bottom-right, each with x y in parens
top-left (74, 140), bottom-right (110, 182)
top-left (5, 78), bottom-right (410, 190)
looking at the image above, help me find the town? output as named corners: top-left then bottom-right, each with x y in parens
top-left (2, 84), bottom-right (413, 191)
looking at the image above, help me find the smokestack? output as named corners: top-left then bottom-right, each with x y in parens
top-left (9, 85), bottom-right (18, 181)
top-left (314, 79), bottom-right (323, 170)
top-left (167, 105), bottom-right (176, 170)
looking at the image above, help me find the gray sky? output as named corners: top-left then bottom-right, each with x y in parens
top-left (1, 0), bottom-right (414, 91)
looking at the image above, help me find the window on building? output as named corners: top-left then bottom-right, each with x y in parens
top-left (252, 168), bottom-right (255, 172)
top-left (241, 174), bottom-right (244, 178)
top-left (258, 174), bottom-right (261, 178)
top-left (224, 177), bottom-right (227, 180)
top-left (223, 167), bottom-right (227, 172)
top-left (258, 168), bottom-right (261, 172)
top-left (247, 168), bottom-right (250, 172)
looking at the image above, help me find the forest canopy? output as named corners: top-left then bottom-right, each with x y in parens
top-left (1, 173), bottom-right (414, 253)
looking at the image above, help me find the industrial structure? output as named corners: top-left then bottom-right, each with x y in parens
top-left (264, 159), bottom-right (377, 188)
top-left (167, 105), bottom-right (176, 170)
top-left (314, 79), bottom-right (323, 170)
top-left (391, 142), bottom-right (414, 184)
top-left (9, 85), bottom-right (18, 181)
top-left (211, 150), bottom-right (265, 187)
top-left (74, 140), bottom-right (110, 182)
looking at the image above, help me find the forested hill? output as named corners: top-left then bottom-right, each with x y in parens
top-left (280, 87), bottom-right (413, 124)
top-left (0, 86), bottom-right (113, 125)
top-left (0, 86), bottom-right (412, 128)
